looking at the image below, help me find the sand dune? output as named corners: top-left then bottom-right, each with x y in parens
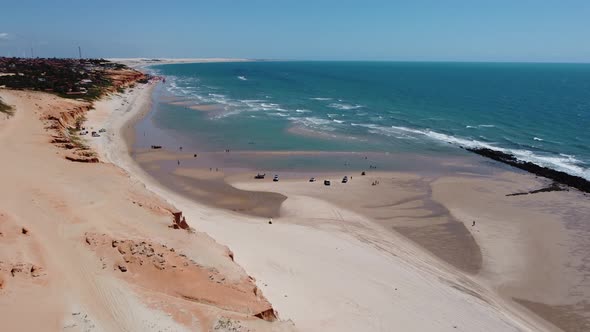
top-left (0, 89), bottom-right (293, 331)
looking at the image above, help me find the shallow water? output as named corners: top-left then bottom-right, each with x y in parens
top-left (146, 61), bottom-right (590, 179)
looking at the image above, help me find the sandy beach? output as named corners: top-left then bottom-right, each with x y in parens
top-left (90, 63), bottom-right (587, 331)
top-left (1, 58), bottom-right (589, 332)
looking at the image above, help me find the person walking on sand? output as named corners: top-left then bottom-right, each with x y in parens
top-left (177, 160), bottom-right (180, 166)
top-left (472, 220), bottom-right (476, 227)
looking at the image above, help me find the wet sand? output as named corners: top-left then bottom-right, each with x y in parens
top-left (229, 171), bottom-right (484, 275)
top-left (130, 120), bottom-right (590, 331)
top-left (234, 169), bottom-right (590, 332)
top-left (135, 144), bottom-right (500, 279)
top-left (134, 149), bottom-right (286, 218)
top-left (229, 170), bottom-right (590, 332)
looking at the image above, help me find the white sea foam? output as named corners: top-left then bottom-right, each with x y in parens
top-left (310, 97), bottom-right (333, 101)
top-left (466, 124), bottom-right (496, 129)
top-left (295, 109), bottom-right (311, 113)
top-left (288, 116), bottom-right (333, 128)
top-left (208, 93), bottom-right (226, 98)
top-left (237, 76), bottom-right (248, 81)
top-left (332, 119), bottom-right (345, 124)
top-left (260, 103), bottom-right (280, 109)
top-left (352, 123), bottom-right (590, 180)
top-left (240, 99), bottom-right (264, 103)
top-left (328, 103), bottom-right (364, 110)
top-left (533, 137), bottom-right (544, 141)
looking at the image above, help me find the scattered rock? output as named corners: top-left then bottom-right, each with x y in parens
top-left (10, 266), bottom-right (23, 277)
top-left (21, 227), bottom-right (29, 235)
top-left (30, 265), bottom-right (43, 277)
top-left (117, 264), bottom-right (127, 272)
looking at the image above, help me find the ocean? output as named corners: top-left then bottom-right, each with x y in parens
top-left (143, 61), bottom-right (590, 179)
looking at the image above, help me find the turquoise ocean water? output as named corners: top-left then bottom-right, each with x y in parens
top-left (146, 61), bottom-right (590, 179)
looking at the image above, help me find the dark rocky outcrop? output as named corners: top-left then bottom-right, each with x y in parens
top-left (506, 182), bottom-right (567, 196)
top-left (467, 148), bottom-right (590, 193)
top-left (254, 308), bottom-right (278, 322)
top-left (65, 155), bottom-right (99, 163)
top-left (170, 210), bottom-right (191, 230)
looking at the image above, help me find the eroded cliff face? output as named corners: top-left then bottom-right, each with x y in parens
top-left (43, 68), bottom-right (148, 163)
top-left (104, 69), bottom-right (147, 91)
top-left (44, 102), bottom-right (98, 163)
top-left (84, 233), bottom-right (279, 329)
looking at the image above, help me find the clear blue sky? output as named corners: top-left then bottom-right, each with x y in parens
top-left (1, 0), bottom-right (589, 62)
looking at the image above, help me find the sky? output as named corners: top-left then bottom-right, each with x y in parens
top-left (1, 0), bottom-right (590, 62)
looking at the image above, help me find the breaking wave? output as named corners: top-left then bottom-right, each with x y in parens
top-left (328, 103), bottom-right (364, 110)
top-left (354, 124), bottom-right (590, 180)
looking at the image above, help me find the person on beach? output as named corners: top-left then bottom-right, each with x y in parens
top-left (177, 160), bottom-right (180, 166)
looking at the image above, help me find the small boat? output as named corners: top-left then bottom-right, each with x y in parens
top-left (150, 145), bottom-right (162, 149)
top-left (342, 176), bottom-right (348, 183)
top-left (273, 175), bottom-right (279, 182)
top-left (254, 173), bottom-right (266, 179)
top-left (309, 177), bottom-right (316, 182)
top-left (324, 180), bottom-right (331, 186)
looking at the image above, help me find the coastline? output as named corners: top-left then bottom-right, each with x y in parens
top-left (95, 67), bottom-right (589, 330)
top-left (108, 57), bottom-right (254, 70)
top-left (3, 57), bottom-right (585, 330)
